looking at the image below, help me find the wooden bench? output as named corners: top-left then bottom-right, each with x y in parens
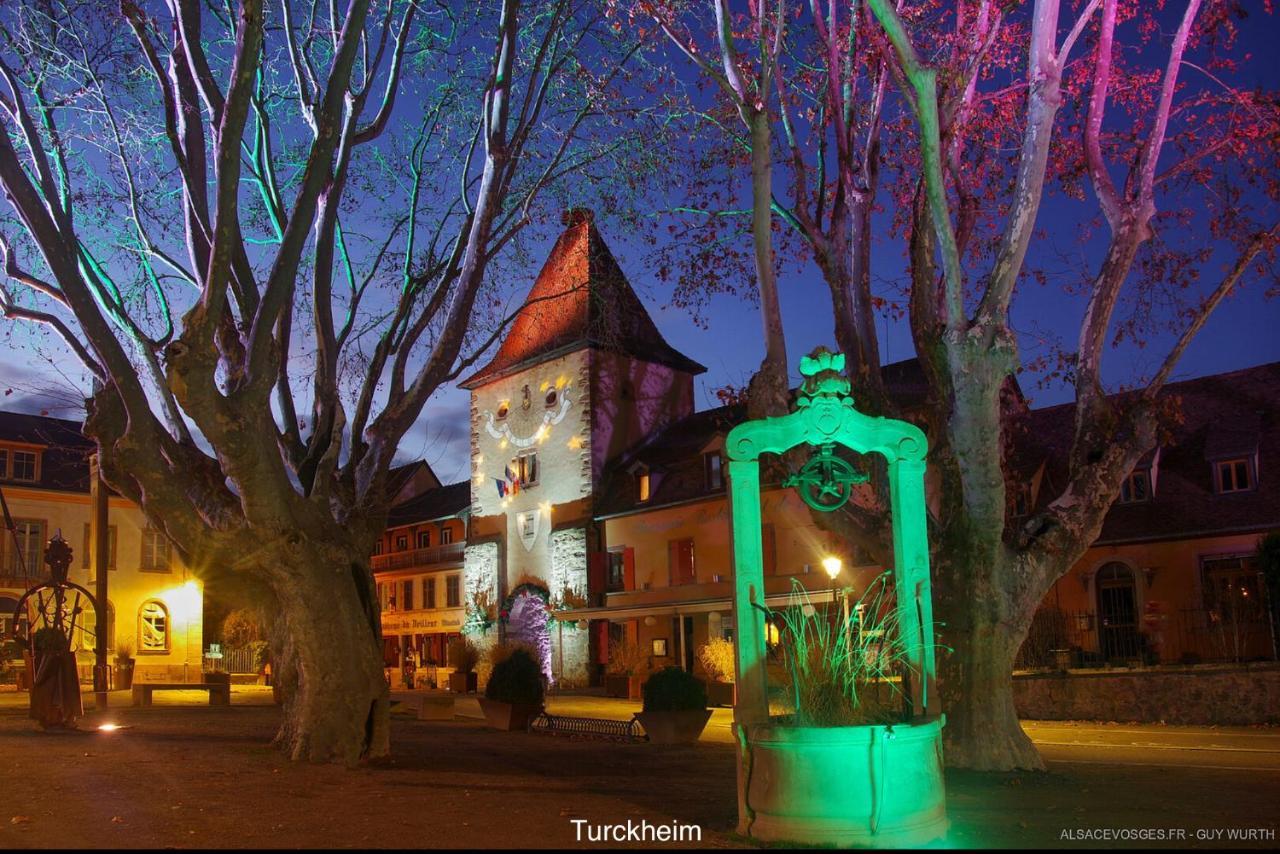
top-left (132, 682), bottom-right (231, 707)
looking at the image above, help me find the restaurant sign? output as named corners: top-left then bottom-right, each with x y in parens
top-left (380, 609), bottom-right (465, 633)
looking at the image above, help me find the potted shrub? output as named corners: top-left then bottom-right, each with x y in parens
top-left (479, 646), bottom-right (544, 731)
top-left (447, 637), bottom-right (479, 693)
top-left (604, 638), bottom-right (647, 700)
top-left (696, 637), bottom-right (736, 707)
top-left (637, 666), bottom-right (711, 744)
top-left (743, 577), bottom-right (946, 848)
top-left (113, 637), bottom-right (135, 690)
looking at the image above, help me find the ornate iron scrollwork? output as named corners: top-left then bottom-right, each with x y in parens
top-left (784, 442), bottom-right (867, 512)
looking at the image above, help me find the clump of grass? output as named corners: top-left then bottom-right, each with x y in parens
top-left (772, 574), bottom-right (913, 727)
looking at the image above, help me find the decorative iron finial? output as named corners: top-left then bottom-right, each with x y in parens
top-left (44, 531), bottom-right (73, 585)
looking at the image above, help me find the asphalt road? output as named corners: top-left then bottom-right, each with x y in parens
top-left (1023, 721), bottom-right (1280, 772)
top-left (495, 693), bottom-right (1280, 773)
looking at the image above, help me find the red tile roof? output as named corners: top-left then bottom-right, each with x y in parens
top-left (458, 209), bottom-right (705, 389)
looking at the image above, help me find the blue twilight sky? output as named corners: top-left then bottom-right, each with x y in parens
top-left (1, 3), bottom-right (1277, 487)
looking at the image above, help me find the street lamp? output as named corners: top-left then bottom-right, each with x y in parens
top-left (822, 555), bottom-right (850, 646)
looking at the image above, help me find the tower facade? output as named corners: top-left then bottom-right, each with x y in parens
top-left (458, 209), bottom-right (704, 685)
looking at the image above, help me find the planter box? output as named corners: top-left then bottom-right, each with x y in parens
top-left (114, 662), bottom-right (135, 691)
top-left (637, 709), bottom-right (712, 744)
top-left (604, 674), bottom-right (642, 700)
top-left (449, 671), bottom-right (478, 694)
top-left (478, 698), bottom-right (542, 731)
top-left (707, 680), bottom-right (736, 707)
top-left (744, 715), bottom-right (947, 848)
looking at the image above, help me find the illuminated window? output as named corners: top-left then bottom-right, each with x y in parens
top-left (1216, 458), bottom-right (1253, 494)
top-left (141, 529), bottom-right (172, 572)
top-left (138, 600), bottom-right (170, 653)
top-left (4, 519), bottom-right (44, 574)
top-left (638, 471), bottom-right (651, 502)
top-left (515, 452), bottom-right (538, 487)
top-left (81, 524), bottom-right (118, 571)
top-left (80, 601), bottom-right (115, 653)
top-left (1119, 470), bottom-right (1150, 504)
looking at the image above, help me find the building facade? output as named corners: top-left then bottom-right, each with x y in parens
top-left (370, 211), bottom-right (1279, 690)
top-left (1, 412), bottom-right (203, 684)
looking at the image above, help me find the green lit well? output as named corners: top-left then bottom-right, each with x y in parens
top-left (725, 349), bottom-right (947, 848)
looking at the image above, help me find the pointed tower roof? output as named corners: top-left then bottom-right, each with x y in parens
top-left (458, 209), bottom-right (706, 390)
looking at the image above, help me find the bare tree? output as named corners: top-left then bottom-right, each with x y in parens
top-left (643, 0), bottom-right (1278, 769)
top-left (0, 0), bottom-right (646, 763)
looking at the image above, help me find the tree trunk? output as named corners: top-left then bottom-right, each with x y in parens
top-left (269, 549), bottom-right (390, 765)
top-left (937, 611), bottom-right (1043, 771)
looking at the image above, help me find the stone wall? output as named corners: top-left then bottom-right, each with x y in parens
top-left (1013, 664), bottom-right (1280, 725)
top-left (549, 527), bottom-right (590, 687)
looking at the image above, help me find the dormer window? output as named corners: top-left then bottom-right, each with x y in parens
top-left (1119, 470), bottom-right (1150, 504)
top-left (638, 468), bottom-right (651, 503)
top-left (1216, 458), bottom-right (1254, 494)
top-left (704, 453), bottom-right (724, 491)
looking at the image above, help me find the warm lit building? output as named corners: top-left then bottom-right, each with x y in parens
top-left (371, 210), bottom-right (1278, 689)
top-left (372, 479), bottom-right (470, 688)
top-left (1015, 364), bottom-right (1280, 668)
top-left (0, 412), bottom-right (204, 684)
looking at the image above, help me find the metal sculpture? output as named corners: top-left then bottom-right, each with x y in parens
top-left (12, 532), bottom-right (95, 729)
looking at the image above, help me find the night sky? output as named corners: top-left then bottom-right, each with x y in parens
top-left (1, 4), bottom-right (1277, 487)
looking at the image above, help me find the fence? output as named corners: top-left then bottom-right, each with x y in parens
top-left (204, 646), bottom-right (259, 674)
top-left (1015, 607), bottom-right (1278, 670)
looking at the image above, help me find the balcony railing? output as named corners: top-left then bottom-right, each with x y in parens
top-left (371, 541), bottom-right (464, 573)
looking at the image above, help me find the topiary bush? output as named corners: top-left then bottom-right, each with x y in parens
top-left (484, 647), bottom-right (544, 706)
top-left (642, 666), bottom-right (707, 713)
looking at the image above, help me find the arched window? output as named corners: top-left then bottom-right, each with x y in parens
top-left (138, 600), bottom-right (170, 653)
top-left (79, 600), bottom-right (115, 653)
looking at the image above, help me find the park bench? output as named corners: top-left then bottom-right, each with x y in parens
top-left (132, 682), bottom-right (231, 707)
top-left (529, 711), bottom-right (647, 743)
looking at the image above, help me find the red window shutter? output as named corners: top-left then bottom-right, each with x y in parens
top-left (587, 552), bottom-right (606, 598)
top-left (623, 547), bottom-right (636, 591)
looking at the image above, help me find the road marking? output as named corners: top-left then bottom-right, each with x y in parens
top-left (1025, 725), bottom-right (1280, 739)
top-left (1048, 758), bottom-right (1280, 773)
top-left (1033, 740), bottom-right (1280, 755)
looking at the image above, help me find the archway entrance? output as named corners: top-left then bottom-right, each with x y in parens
top-left (503, 582), bottom-right (553, 684)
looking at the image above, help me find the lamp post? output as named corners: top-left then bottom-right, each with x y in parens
top-left (822, 556), bottom-right (849, 646)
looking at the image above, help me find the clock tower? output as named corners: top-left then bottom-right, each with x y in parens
top-left (458, 209), bottom-right (705, 685)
